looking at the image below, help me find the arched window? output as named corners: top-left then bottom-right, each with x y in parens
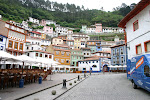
top-left (144, 65), bottom-right (150, 77)
top-left (92, 65), bottom-right (97, 68)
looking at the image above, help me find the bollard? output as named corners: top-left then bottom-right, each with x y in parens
top-left (39, 76), bottom-right (42, 84)
top-left (77, 75), bottom-right (80, 81)
top-left (62, 79), bottom-right (67, 89)
top-left (84, 73), bottom-right (86, 78)
top-left (19, 79), bottom-right (24, 88)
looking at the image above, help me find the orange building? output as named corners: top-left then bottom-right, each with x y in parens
top-left (52, 44), bottom-right (71, 71)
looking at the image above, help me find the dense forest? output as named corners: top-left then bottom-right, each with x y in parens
top-left (0, 0), bottom-right (136, 28)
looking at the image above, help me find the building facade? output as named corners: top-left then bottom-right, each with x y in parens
top-left (111, 44), bottom-right (127, 66)
top-left (71, 49), bottom-right (84, 67)
top-left (5, 21), bottom-right (27, 55)
top-left (53, 45), bottom-right (71, 67)
top-left (0, 20), bottom-right (8, 51)
top-left (118, 0), bottom-right (150, 59)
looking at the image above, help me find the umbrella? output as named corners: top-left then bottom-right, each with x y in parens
top-left (0, 51), bottom-right (21, 64)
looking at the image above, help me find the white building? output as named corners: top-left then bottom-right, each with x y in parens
top-left (81, 47), bottom-right (91, 58)
top-left (102, 27), bottom-right (124, 33)
top-left (41, 39), bottom-right (51, 46)
top-left (40, 19), bottom-right (57, 26)
top-left (28, 17), bottom-right (39, 24)
top-left (55, 26), bottom-right (68, 35)
top-left (118, 0), bottom-right (150, 59)
top-left (91, 51), bottom-right (111, 57)
top-left (101, 40), bottom-right (116, 52)
top-left (67, 33), bottom-right (90, 41)
top-left (78, 56), bottom-right (101, 72)
top-left (78, 55), bottom-right (111, 72)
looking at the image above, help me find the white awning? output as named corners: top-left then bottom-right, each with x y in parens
top-left (108, 65), bottom-right (127, 68)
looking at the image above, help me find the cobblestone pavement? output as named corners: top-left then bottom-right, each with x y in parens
top-left (21, 75), bottom-right (87, 100)
top-left (0, 73), bottom-right (85, 100)
top-left (57, 73), bottom-right (150, 100)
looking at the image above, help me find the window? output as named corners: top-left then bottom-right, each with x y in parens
top-left (73, 62), bottom-right (75, 65)
top-left (117, 57), bottom-right (119, 64)
top-left (136, 44), bottom-right (142, 54)
top-left (27, 46), bottom-right (29, 50)
top-left (83, 68), bottom-right (86, 70)
top-left (56, 51), bottom-right (59, 55)
top-left (121, 56), bottom-right (124, 64)
top-left (120, 48), bottom-right (123, 54)
top-left (133, 20), bottom-right (139, 31)
top-left (61, 59), bottom-right (64, 63)
top-left (66, 52), bottom-right (70, 56)
top-left (144, 65), bottom-right (150, 77)
top-left (116, 49), bottom-right (119, 55)
top-left (36, 53), bottom-right (38, 57)
top-left (1, 46), bottom-right (3, 50)
top-left (49, 55), bottom-right (52, 59)
top-left (14, 42), bottom-right (18, 49)
top-left (87, 53), bottom-right (89, 55)
top-left (8, 40), bottom-right (13, 48)
top-left (40, 54), bottom-right (42, 57)
top-left (0, 36), bottom-right (3, 42)
top-left (84, 53), bottom-right (86, 55)
top-left (66, 60), bottom-right (69, 63)
top-left (113, 57), bottom-right (116, 64)
top-left (55, 58), bottom-right (59, 62)
top-left (97, 61), bottom-right (98, 63)
top-left (45, 55), bottom-right (48, 58)
top-left (144, 40), bottom-right (150, 52)
top-left (113, 49), bottom-right (115, 56)
top-left (19, 43), bottom-right (23, 50)
top-left (32, 47), bottom-right (34, 50)
top-left (92, 65), bottom-right (97, 68)
top-left (61, 51), bottom-right (64, 55)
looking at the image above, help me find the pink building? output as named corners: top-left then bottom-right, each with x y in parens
top-left (43, 26), bottom-right (53, 35)
top-left (95, 23), bottom-right (102, 33)
top-left (40, 19), bottom-right (46, 26)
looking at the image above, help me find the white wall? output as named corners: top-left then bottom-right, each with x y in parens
top-left (78, 60), bottom-right (100, 71)
top-left (125, 5), bottom-right (150, 59)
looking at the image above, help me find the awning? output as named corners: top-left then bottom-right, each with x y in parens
top-left (108, 65), bottom-right (127, 68)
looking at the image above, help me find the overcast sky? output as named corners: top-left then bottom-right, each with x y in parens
top-left (50, 0), bottom-right (141, 11)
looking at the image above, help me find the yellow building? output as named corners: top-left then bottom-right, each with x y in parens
top-left (52, 44), bottom-right (71, 71)
top-left (52, 37), bottom-right (63, 45)
top-left (74, 38), bottom-right (81, 49)
top-left (41, 33), bottom-right (46, 39)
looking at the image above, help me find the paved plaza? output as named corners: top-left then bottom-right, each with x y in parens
top-left (0, 73), bottom-right (150, 100)
top-left (57, 73), bottom-right (150, 100)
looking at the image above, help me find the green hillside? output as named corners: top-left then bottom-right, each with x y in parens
top-left (0, 0), bottom-right (136, 28)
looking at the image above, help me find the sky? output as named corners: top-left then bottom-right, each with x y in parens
top-left (50, 0), bottom-right (141, 11)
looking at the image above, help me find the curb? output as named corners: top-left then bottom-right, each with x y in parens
top-left (53, 76), bottom-right (89, 100)
top-left (15, 76), bottom-right (78, 100)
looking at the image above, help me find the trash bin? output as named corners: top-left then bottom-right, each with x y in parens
top-left (39, 76), bottom-right (42, 84)
top-left (19, 79), bottom-right (24, 88)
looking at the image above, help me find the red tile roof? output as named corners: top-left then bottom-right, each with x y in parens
top-left (26, 50), bottom-right (53, 54)
top-left (110, 44), bottom-right (126, 48)
top-left (92, 51), bottom-right (111, 54)
top-left (81, 55), bottom-right (110, 61)
top-left (32, 31), bottom-right (42, 35)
